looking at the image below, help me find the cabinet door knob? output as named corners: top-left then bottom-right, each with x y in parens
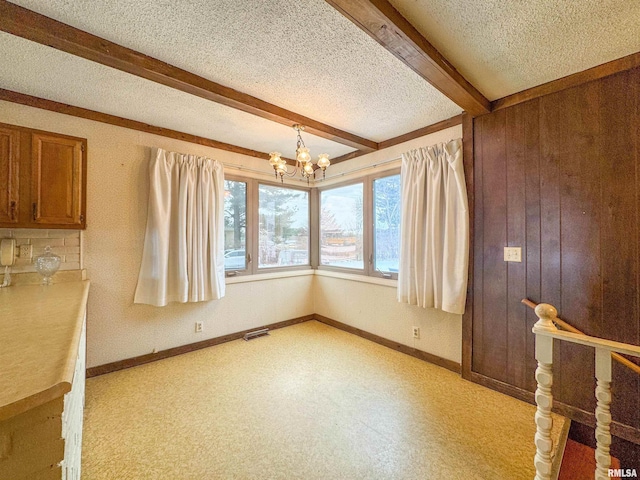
top-left (32, 202), bottom-right (37, 221)
top-left (10, 201), bottom-right (16, 220)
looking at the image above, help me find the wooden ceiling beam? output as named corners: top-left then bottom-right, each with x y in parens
top-left (331, 114), bottom-right (463, 164)
top-left (325, 0), bottom-right (490, 116)
top-left (0, 88), bottom-right (300, 164)
top-left (0, 0), bottom-right (378, 153)
top-left (330, 150), bottom-right (366, 165)
top-left (377, 114), bottom-right (462, 150)
top-left (1, 88), bottom-right (461, 170)
top-left (492, 51), bottom-right (640, 111)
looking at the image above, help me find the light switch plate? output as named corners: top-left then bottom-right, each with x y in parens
top-left (504, 247), bottom-right (522, 262)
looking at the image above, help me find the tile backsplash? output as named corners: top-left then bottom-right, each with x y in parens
top-left (0, 228), bottom-right (82, 273)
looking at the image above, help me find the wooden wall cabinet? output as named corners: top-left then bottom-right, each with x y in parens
top-left (0, 123), bottom-right (87, 229)
top-left (0, 126), bottom-right (19, 224)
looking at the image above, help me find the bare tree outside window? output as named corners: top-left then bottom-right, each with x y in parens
top-left (374, 174), bottom-right (401, 273)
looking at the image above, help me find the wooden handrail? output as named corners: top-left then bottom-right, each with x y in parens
top-left (522, 298), bottom-right (640, 376)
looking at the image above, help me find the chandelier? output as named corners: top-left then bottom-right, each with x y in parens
top-left (268, 124), bottom-right (330, 183)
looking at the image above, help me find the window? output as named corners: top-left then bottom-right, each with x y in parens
top-left (320, 183), bottom-right (364, 269)
top-left (223, 175), bottom-right (311, 276)
top-left (224, 179), bottom-right (247, 272)
top-left (318, 169), bottom-right (400, 279)
top-left (224, 167), bottom-right (398, 280)
top-left (258, 184), bottom-right (309, 269)
top-left (373, 174), bottom-right (401, 274)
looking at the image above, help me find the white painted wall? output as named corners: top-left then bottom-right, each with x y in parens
top-left (0, 101), bottom-right (463, 367)
top-left (314, 273), bottom-right (462, 363)
top-left (0, 101), bottom-right (313, 367)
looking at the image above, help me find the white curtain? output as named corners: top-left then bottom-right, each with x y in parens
top-left (134, 148), bottom-right (225, 306)
top-left (397, 138), bottom-right (469, 314)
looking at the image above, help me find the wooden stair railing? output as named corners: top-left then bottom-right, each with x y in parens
top-left (527, 302), bottom-right (640, 480)
top-left (522, 299), bottom-right (640, 376)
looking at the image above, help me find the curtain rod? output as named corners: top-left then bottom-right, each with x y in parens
top-left (221, 162), bottom-right (310, 184)
top-left (221, 156), bottom-right (401, 184)
top-left (315, 157), bottom-right (401, 183)
top-left (313, 137), bottom-right (460, 182)
top-left (220, 137), bottom-right (458, 182)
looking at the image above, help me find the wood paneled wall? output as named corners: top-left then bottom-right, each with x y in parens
top-left (468, 67), bottom-right (640, 441)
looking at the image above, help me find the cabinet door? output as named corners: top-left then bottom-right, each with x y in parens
top-left (31, 133), bottom-right (85, 227)
top-left (0, 127), bottom-right (19, 224)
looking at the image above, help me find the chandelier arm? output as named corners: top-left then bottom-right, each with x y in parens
top-left (283, 166), bottom-right (298, 177)
top-left (270, 124), bottom-right (328, 182)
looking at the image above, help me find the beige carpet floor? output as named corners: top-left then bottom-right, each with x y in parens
top-left (82, 320), bottom-right (564, 479)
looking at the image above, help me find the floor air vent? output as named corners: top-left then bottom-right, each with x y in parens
top-left (243, 328), bottom-right (270, 341)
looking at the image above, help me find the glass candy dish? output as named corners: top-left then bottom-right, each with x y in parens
top-left (34, 246), bottom-right (61, 285)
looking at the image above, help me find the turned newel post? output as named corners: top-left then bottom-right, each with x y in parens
top-left (532, 303), bottom-right (559, 480)
top-left (594, 348), bottom-right (612, 480)
top-left (533, 303), bottom-right (558, 333)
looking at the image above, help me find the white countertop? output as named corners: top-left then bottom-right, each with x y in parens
top-left (0, 280), bottom-right (90, 421)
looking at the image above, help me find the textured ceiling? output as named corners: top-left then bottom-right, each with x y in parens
top-left (3, 0), bottom-right (639, 161)
top-left (5, 0), bottom-right (462, 143)
top-left (390, 0), bottom-right (640, 100)
top-left (0, 32), bottom-right (354, 159)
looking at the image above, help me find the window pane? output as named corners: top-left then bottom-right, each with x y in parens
top-left (258, 184), bottom-right (309, 268)
top-left (223, 180), bottom-right (247, 271)
top-left (374, 174), bottom-right (401, 273)
top-left (320, 183), bottom-right (364, 269)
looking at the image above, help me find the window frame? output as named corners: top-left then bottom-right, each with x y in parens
top-left (369, 168), bottom-right (401, 280)
top-left (223, 175), bottom-right (253, 277)
top-left (316, 167), bottom-right (400, 280)
top-left (223, 174), bottom-right (313, 277)
top-left (317, 178), bottom-right (369, 275)
top-left (224, 167), bottom-right (399, 281)
top-left (255, 180), bottom-right (313, 274)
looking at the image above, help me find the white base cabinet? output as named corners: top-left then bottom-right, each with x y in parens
top-left (61, 315), bottom-right (86, 480)
top-left (0, 316), bottom-right (86, 480)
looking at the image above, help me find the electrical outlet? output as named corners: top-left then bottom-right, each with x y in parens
top-left (504, 247), bottom-right (522, 262)
top-left (19, 244), bottom-right (32, 260)
top-left (195, 322), bottom-right (203, 333)
top-left (412, 326), bottom-right (420, 339)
